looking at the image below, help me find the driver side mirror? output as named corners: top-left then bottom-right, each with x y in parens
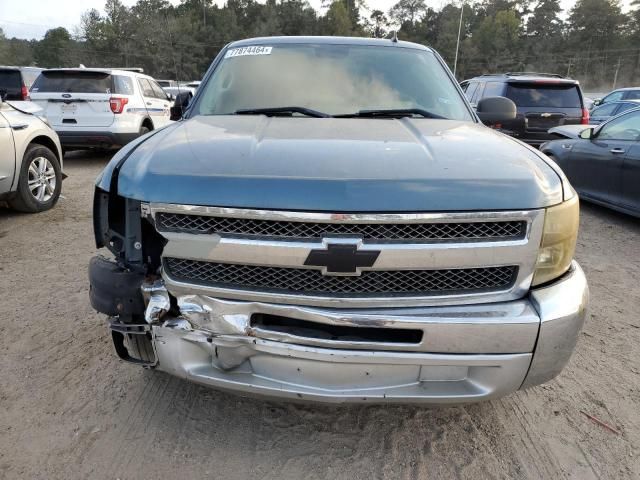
top-left (0, 90), bottom-right (6, 102)
top-left (579, 127), bottom-right (594, 140)
top-left (592, 98), bottom-right (602, 107)
top-left (476, 96), bottom-right (517, 125)
top-left (170, 92), bottom-right (191, 121)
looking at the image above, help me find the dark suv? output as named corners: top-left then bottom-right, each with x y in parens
top-left (461, 72), bottom-right (589, 147)
top-left (0, 66), bottom-right (43, 101)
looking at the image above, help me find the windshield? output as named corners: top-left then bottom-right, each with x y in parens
top-left (194, 43), bottom-right (473, 120)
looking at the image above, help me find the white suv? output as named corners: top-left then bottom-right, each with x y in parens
top-left (30, 68), bottom-right (172, 151)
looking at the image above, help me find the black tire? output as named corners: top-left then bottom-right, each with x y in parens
top-left (8, 144), bottom-right (62, 213)
top-left (139, 125), bottom-right (151, 137)
top-left (125, 333), bottom-right (155, 363)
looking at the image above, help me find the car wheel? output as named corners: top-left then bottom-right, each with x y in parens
top-left (139, 125), bottom-right (150, 136)
top-left (9, 144), bottom-right (62, 213)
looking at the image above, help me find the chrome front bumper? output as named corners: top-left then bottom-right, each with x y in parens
top-left (143, 261), bottom-right (587, 404)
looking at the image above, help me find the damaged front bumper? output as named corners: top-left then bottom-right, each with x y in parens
top-left (91, 259), bottom-right (588, 404)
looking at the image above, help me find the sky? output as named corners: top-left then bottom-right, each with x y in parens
top-left (0, 0), bottom-right (631, 40)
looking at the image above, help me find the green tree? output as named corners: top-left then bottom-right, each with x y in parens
top-left (0, 28), bottom-right (9, 64)
top-left (325, 1), bottom-right (354, 35)
top-left (7, 38), bottom-right (36, 66)
top-left (567, 0), bottom-right (627, 83)
top-left (432, 4), bottom-right (465, 65)
top-left (370, 10), bottom-right (388, 38)
top-left (389, 0), bottom-right (427, 24)
top-left (3, 0), bottom-right (639, 88)
top-left (474, 9), bottom-right (522, 71)
top-left (33, 27), bottom-right (74, 67)
top-left (526, 0), bottom-right (562, 37)
top-left (568, 0), bottom-right (626, 43)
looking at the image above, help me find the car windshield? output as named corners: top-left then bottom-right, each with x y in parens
top-left (194, 43), bottom-right (473, 120)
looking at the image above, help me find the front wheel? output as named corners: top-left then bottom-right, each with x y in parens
top-left (9, 144), bottom-right (62, 213)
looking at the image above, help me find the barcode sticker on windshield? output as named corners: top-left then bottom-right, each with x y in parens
top-left (225, 46), bottom-right (273, 58)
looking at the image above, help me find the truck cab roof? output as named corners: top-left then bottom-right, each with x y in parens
top-left (228, 35), bottom-right (432, 52)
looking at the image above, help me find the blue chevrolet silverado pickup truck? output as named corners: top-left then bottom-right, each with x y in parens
top-left (89, 36), bottom-right (588, 404)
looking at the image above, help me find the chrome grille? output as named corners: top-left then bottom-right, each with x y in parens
top-left (164, 258), bottom-right (518, 296)
top-left (155, 212), bottom-right (525, 242)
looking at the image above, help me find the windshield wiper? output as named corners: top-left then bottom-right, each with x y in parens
top-left (234, 106), bottom-right (331, 118)
top-left (336, 108), bottom-right (447, 119)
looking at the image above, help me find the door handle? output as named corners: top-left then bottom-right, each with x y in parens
top-left (610, 148), bottom-right (625, 154)
top-left (146, 102), bottom-right (152, 106)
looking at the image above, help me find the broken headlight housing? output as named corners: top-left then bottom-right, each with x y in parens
top-left (532, 194), bottom-right (579, 286)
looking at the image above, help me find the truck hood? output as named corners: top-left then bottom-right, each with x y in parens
top-left (101, 115), bottom-right (563, 211)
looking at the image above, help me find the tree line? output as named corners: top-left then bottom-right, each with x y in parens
top-left (1, 0), bottom-right (639, 90)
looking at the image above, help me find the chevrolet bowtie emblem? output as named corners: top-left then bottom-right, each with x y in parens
top-left (304, 241), bottom-right (380, 276)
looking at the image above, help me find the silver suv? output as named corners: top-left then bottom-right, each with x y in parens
top-left (0, 99), bottom-right (63, 212)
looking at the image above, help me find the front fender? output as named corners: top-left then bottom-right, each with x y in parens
top-left (8, 117), bottom-right (63, 188)
top-left (539, 140), bottom-right (576, 175)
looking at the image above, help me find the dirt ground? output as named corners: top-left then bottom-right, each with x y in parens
top-left (0, 151), bottom-right (639, 480)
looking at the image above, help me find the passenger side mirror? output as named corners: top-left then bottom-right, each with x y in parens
top-left (476, 96), bottom-right (517, 125)
top-left (0, 90), bottom-right (6, 102)
top-left (592, 98), bottom-right (602, 107)
top-left (166, 92), bottom-right (175, 101)
top-left (170, 92), bottom-right (191, 121)
top-left (579, 127), bottom-right (594, 140)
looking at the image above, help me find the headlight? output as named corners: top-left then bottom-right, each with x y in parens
top-left (532, 195), bottom-right (579, 286)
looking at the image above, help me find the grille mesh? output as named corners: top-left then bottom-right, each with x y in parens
top-left (156, 213), bottom-right (525, 242)
top-left (164, 258), bottom-right (517, 296)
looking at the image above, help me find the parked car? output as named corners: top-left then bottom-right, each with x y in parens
top-left (541, 107), bottom-right (640, 217)
top-left (0, 66), bottom-right (43, 101)
top-left (583, 96), bottom-right (595, 110)
top-left (89, 36), bottom-right (587, 404)
top-left (547, 124), bottom-right (593, 139)
top-left (162, 86), bottom-right (196, 100)
top-left (30, 68), bottom-right (172, 151)
top-left (591, 87), bottom-right (640, 108)
top-left (0, 97), bottom-right (63, 212)
top-left (156, 79), bottom-right (177, 88)
top-left (181, 80), bottom-right (201, 90)
top-left (588, 100), bottom-right (640, 124)
top-left (460, 72), bottom-right (589, 147)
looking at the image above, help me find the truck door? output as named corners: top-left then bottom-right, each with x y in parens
top-left (0, 112), bottom-right (16, 192)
